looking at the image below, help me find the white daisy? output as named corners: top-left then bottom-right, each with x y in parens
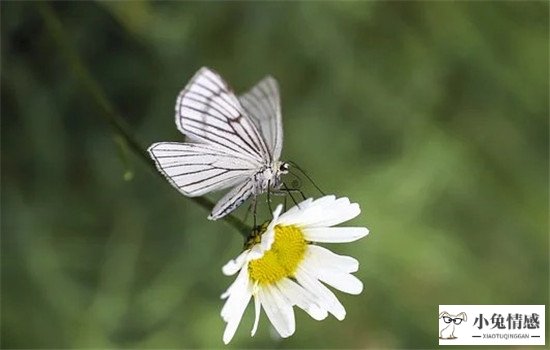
top-left (220, 195), bottom-right (369, 344)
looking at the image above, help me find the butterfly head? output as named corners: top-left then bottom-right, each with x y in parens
top-left (278, 162), bottom-right (289, 175)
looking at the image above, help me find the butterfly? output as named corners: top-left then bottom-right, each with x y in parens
top-left (148, 67), bottom-right (289, 220)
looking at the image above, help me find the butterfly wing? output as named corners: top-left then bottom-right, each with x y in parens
top-left (175, 67), bottom-right (271, 164)
top-left (208, 179), bottom-right (254, 220)
top-left (148, 142), bottom-right (259, 197)
top-left (152, 68), bottom-right (282, 219)
top-left (239, 76), bottom-right (283, 161)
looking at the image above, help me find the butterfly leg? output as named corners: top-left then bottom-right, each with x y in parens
top-left (273, 184), bottom-right (306, 201)
top-left (243, 200), bottom-right (254, 223)
top-left (287, 186), bottom-right (307, 201)
top-left (266, 180), bottom-right (274, 217)
top-left (281, 182), bottom-right (300, 208)
top-left (252, 196), bottom-right (258, 228)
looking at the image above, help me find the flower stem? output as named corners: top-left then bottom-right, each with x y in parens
top-left (37, 3), bottom-right (250, 238)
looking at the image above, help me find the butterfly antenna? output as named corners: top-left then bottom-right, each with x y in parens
top-left (287, 161), bottom-right (326, 196)
top-left (282, 182), bottom-right (300, 208)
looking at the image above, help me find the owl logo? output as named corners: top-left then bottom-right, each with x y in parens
top-left (439, 311), bottom-right (467, 339)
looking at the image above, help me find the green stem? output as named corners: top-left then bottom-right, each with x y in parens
top-left (38, 2), bottom-right (250, 237)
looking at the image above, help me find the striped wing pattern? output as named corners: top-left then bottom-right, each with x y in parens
top-left (209, 179), bottom-right (254, 220)
top-left (148, 142), bottom-right (258, 197)
top-left (175, 67), bottom-right (271, 164)
top-left (239, 76), bottom-right (283, 161)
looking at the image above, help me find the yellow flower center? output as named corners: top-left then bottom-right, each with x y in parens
top-left (248, 225), bottom-right (307, 285)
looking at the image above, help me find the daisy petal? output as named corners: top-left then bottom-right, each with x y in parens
top-left (317, 270), bottom-right (363, 295)
top-left (259, 285), bottom-right (296, 338)
top-left (279, 278), bottom-right (328, 321)
top-left (300, 252), bottom-right (363, 294)
top-left (221, 279), bottom-right (237, 300)
top-left (277, 196), bottom-right (336, 226)
top-left (295, 268), bottom-right (346, 320)
top-left (303, 227), bottom-right (369, 243)
top-left (313, 200), bottom-right (360, 227)
top-left (221, 267), bottom-right (246, 299)
top-left (221, 269), bottom-right (252, 344)
top-left (301, 195), bottom-right (337, 209)
top-left (307, 245), bottom-right (359, 273)
top-left (221, 268), bottom-right (250, 320)
top-left (253, 204), bottom-right (284, 255)
top-left (278, 198), bottom-right (314, 221)
top-left (251, 293), bottom-right (261, 336)
top-left (222, 250), bottom-right (249, 276)
top-left (281, 197), bottom-right (362, 228)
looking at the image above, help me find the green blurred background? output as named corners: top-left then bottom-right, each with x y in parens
top-left (1, 1), bottom-right (548, 348)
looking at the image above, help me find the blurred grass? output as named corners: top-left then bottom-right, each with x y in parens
top-left (1, 1), bottom-right (548, 349)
